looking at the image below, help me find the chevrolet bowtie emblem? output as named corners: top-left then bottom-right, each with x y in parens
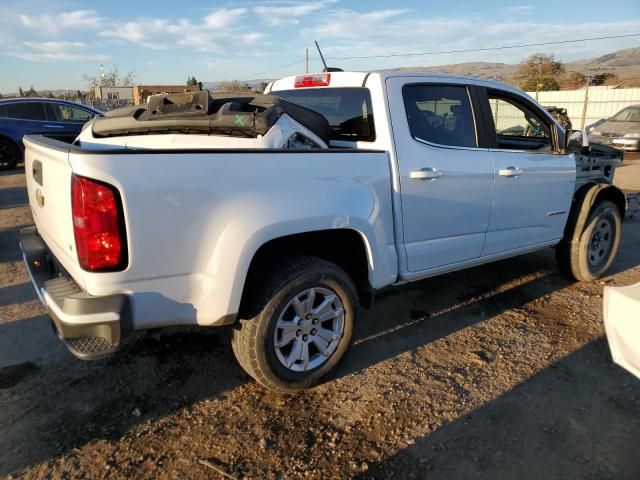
top-left (35, 188), bottom-right (45, 207)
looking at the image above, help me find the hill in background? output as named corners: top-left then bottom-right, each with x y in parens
top-left (385, 47), bottom-right (640, 87)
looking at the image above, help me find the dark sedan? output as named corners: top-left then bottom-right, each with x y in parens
top-left (0, 98), bottom-right (101, 170)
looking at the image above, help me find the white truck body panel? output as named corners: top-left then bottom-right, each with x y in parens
top-left (28, 144), bottom-right (395, 328)
top-left (604, 282), bottom-right (640, 379)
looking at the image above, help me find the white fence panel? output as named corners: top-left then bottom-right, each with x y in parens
top-left (526, 88), bottom-right (640, 129)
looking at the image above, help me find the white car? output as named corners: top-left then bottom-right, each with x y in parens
top-left (604, 282), bottom-right (640, 379)
top-left (20, 71), bottom-right (627, 391)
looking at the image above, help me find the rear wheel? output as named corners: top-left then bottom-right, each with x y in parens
top-left (556, 200), bottom-right (622, 281)
top-left (232, 255), bottom-right (358, 392)
top-left (0, 138), bottom-right (20, 171)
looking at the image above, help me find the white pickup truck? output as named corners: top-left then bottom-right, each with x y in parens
top-left (20, 71), bottom-right (626, 391)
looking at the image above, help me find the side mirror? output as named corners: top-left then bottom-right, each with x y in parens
top-left (566, 129), bottom-right (590, 154)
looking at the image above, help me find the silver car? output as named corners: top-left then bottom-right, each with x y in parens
top-left (589, 104), bottom-right (640, 151)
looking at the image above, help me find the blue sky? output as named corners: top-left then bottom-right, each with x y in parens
top-left (1, 0), bottom-right (639, 93)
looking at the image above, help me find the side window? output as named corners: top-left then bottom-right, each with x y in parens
top-left (403, 84), bottom-right (477, 148)
top-left (488, 92), bottom-right (551, 151)
top-left (5, 102), bottom-right (47, 121)
top-left (51, 104), bottom-right (94, 122)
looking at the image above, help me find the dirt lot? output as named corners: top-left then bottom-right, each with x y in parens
top-left (1, 160), bottom-right (639, 480)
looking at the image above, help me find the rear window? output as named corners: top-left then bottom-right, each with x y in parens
top-left (5, 102), bottom-right (47, 121)
top-left (274, 87), bottom-right (375, 142)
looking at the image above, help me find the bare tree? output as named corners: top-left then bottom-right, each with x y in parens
top-left (83, 65), bottom-right (136, 97)
top-left (216, 80), bottom-right (251, 93)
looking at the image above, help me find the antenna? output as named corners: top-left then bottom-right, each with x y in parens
top-left (314, 40), bottom-right (344, 73)
top-left (314, 41), bottom-right (328, 72)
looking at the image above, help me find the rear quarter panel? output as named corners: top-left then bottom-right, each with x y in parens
top-left (68, 149), bottom-right (397, 328)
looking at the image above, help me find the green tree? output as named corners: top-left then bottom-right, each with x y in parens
top-left (520, 76), bottom-right (560, 92)
top-left (517, 53), bottom-right (564, 91)
top-left (18, 87), bottom-right (24, 97)
top-left (25, 86), bottom-right (38, 97)
top-left (187, 76), bottom-right (198, 86)
top-left (47, 91), bottom-right (55, 98)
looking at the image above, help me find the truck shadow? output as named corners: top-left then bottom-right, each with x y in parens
top-left (353, 339), bottom-right (640, 479)
top-left (335, 250), bottom-right (572, 381)
top-left (1, 227), bottom-right (637, 476)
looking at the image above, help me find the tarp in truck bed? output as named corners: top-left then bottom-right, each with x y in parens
top-left (89, 91), bottom-right (330, 144)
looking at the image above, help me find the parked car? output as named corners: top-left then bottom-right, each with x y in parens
top-left (20, 72), bottom-right (626, 392)
top-left (589, 104), bottom-right (640, 151)
top-left (604, 281), bottom-right (640, 379)
top-left (0, 98), bottom-right (101, 170)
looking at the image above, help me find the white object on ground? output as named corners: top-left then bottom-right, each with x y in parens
top-left (603, 281), bottom-right (640, 379)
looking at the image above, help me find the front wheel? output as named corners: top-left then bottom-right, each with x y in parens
top-left (556, 200), bottom-right (622, 281)
top-left (232, 255), bottom-right (358, 392)
top-left (0, 139), bottom-right (20, 171)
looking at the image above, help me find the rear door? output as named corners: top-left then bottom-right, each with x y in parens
top-left (478, 87), bottom-right (574, 255)
top-left (4, 101), bottom-right (54, 138)
top-left (387, 78), bottom-right (494, 273)
top-left (44, 102), bottom-right (96, 137)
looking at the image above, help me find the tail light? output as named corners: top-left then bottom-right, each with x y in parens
top-left (71, 174), bottom-right (127, 271)
top-left (294, 73), bottom-right (331, 88)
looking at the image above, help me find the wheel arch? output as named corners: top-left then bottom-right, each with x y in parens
top-left (563, 183), bottom-right (626, 245)
top-left (239, 229), bottom-right (375, 319)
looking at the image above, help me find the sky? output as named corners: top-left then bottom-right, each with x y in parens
top-left (0, 0), bottom-right (639, 93)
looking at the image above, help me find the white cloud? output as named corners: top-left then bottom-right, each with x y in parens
top-left (10, 40), bottom-right (108, 61)
top-left (253, 0), bottom-right (337, 26)
top-left (204, 8), bottom-right (246, 29)
top-left (19, 10), bottom-right (103, 35)
top-left (506, 5), bottom-right (534, 14)
top-left (98, 8), bottom-right (254, 53)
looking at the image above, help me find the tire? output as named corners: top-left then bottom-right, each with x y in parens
top-left (231, 255), bottom-right (358, 392)
top-left (556, 200), bottom-right (622, 282)
top-left (0, 138), bottom-right (20, 171)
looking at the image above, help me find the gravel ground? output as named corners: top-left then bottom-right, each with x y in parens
top-left (1, 161), bottom-right (639, 480)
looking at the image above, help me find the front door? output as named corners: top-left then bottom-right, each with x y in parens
top-left (480, 89), bottom-right (575, 256)
top-left (387, 79), bottom-right (494, 273)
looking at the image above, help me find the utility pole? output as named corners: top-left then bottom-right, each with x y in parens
top-left (305, 48), bottom-right (309, 74)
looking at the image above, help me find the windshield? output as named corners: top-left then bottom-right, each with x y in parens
top-left (273, 87), bottom-right (375, 142)
top-left (611, 106), bottom-right (640, 122)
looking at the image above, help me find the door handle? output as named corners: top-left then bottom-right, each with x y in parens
top-left (410, 168), bottom-right (443, 181)
top-left (43, 124), bottom-right (64, 129)
top-left (498, 167), bottom-right (523, 178)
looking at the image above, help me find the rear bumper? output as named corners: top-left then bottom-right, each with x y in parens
top-left (20, 226), bottom-right (129, 360)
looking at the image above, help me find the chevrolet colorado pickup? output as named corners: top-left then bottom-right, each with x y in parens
top-left (20, 72), bottom-right (626, 391)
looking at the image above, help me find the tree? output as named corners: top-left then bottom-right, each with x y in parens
top-left (76, 90), bottom-right (83, 99)
top-left (591, 72), bottom-right (618, 86)
top-left (520, 76), bottom-right (560, 92)
top-left (216, 80), bottom-right (251, 93)
top-left (564, 71), bottom-right (586, 89)
top-left (18, 87), bottom-right (24, 97)
top-left (82, 65), bottom-right (136, 97)
top-left (187, 76), bottom-right (198, 86)
top-left (25, 86), bottom-right (38, 97)
top-left (516, 53), bottom-right (564, 91)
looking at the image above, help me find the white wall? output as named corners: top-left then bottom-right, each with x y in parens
top-left (527, 87), bottom-right (640, 129)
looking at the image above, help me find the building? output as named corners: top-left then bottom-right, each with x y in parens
top-left (94, 86), bottom-right (134, 101)
top-left (132, 85), bottom-right (201, 105)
